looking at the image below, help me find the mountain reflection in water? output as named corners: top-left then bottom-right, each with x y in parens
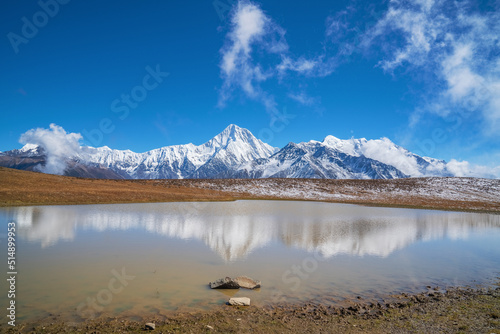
top-left (8, 201), bottom-right (500, 261)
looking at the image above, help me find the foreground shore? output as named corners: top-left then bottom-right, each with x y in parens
top-left (3, 285), bottom-right (499, 333)
top-left (1, 167), bottom-right (499, 213)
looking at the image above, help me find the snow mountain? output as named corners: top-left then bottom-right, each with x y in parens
top-left (321, 136), bottom-right (452, 177)
top-left (79, 124), bottom-right (278, 179)
top-left (234, 141), bottom-right (407, 179)
top-left (1, 124), bottom-right (458, 179)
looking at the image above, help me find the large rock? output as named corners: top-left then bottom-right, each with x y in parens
top-left (209, 277), bottom-right (240, 289)
top-left (233, 276), bottom-right (261, 289)
top-left (228, 297), bottom-right (251, 306)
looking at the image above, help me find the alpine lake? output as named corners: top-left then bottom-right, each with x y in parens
top-left (1, 200), bottom-right (499, 324)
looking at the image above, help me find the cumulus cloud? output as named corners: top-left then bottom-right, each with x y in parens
top-left (19, 124), bottom-right (82, 175)
top-left (445, 159), bottom-right (500, 179)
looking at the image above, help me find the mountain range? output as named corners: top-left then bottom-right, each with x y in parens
top-left (0, 124), bottom-right (457, 179)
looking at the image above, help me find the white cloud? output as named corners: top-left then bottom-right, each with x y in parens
top-left (218, 1), bottom-right (287, 113)
top-left (364, 0), bottom-right (447, 71)
top-left (19, 124), bottom-right (82, 175)
top-left (288, 92), bottom-right (318, 106)
top-left (277, 56), bottom-right (338, 77)
top-left (277, 56), bottom-right (317, 74)
top-left (363, 0), bottom-right (500, 133)
top-left (219, 1), bottom-right (333, 111)
top-left (445, 159), bottom-right (500, 179)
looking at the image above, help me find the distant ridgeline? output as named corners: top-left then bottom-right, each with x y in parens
top-left (0, 124), bottom-right (458, 180)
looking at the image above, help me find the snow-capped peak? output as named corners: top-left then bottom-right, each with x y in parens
top-left (20, 143), bottom-right (40, 153)
top-left (321, 135), bottom-right (451, 177)
top-left (322, 136), bottom-right (366, 157)
top-left (205, 124), bottom-right (269, 149)
top-left (202, 124), bottom-right (277, 158)
top-left (209, 124), bottom-right (243, 146)
top-left (77, 124), bottom-right (279, 179)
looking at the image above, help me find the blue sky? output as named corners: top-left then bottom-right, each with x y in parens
top-left (1, 0), bottom-right (499, 175)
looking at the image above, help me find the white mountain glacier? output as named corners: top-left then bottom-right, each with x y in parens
top-left (1, 124), bottom-right (459, 179)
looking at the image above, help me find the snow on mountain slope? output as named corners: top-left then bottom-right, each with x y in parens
top-left (2, 124), bottom-right (486, 179)
top-left (322, 136), bottom-right (452, 177)
top-left (2, 143), bottom-right (44, 157)
top-left (81, 124), bottom-right (278, 179)
top-left (235, 140), bottom-right (408, 179)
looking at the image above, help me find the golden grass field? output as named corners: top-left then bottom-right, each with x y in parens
top-left (1, 166), bottom-right (499, 213)
top-left (0, 167), bottom-right (237, 206)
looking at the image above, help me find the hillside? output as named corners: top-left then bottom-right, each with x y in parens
top-left (1, 167), bottom-right (499, 212)
top-left (0, 167), bottom-right (235, 206)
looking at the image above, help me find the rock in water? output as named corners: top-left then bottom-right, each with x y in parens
top-left (228, 297), bottom-right (251, 306)
top-left (234, 276), bottom-right (261, 289)
top-left (209, 277), bottom-right (240, 289)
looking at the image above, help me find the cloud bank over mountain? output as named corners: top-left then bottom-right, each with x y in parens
top-left (19, 124), bottom-right (83, 175)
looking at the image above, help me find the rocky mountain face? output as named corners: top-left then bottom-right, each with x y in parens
top-left (0, 124), bottom-right (455, 179)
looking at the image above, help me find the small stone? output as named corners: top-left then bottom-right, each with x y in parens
top-left (206, 325), bottom-right (214, 330)
top-left (145, 322), bottom-right (155, 330)
top-left (228, 297), bottom-right (251, 306)
top-left (210, 277), bottom-right (240, 289)
top-left (233, 276), bottom-right (261, 289)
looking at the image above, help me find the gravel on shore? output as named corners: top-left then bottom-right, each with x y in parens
top-left (3, 284), bottom-right (499, 333)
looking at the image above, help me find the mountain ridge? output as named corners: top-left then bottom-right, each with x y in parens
top-left (0, 124), bottom-right (468, 179)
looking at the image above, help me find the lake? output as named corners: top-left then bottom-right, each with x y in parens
top-left (1, 200), bottom-right (499, 323)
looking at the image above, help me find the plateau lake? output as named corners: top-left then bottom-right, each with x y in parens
top-left (1, 200), bottom-right (499, 323)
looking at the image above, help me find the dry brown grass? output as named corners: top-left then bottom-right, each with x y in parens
top-left (1, 167), bottom-right (499, 213)
top-left (0, 167), bottom-right (236, 206)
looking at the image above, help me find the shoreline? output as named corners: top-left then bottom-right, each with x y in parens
top-left (3, 283), bottom-right (499, 333)
top-left (3, 197), bottom-right (500, 216)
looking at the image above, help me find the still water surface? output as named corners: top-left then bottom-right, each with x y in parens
top-left (1, 201), bottom-right (499, 322)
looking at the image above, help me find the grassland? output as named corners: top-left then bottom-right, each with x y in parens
top-left (0, 167), bottom-right (237, 206)
top-left (1, 167), bottom-right (499, 213)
